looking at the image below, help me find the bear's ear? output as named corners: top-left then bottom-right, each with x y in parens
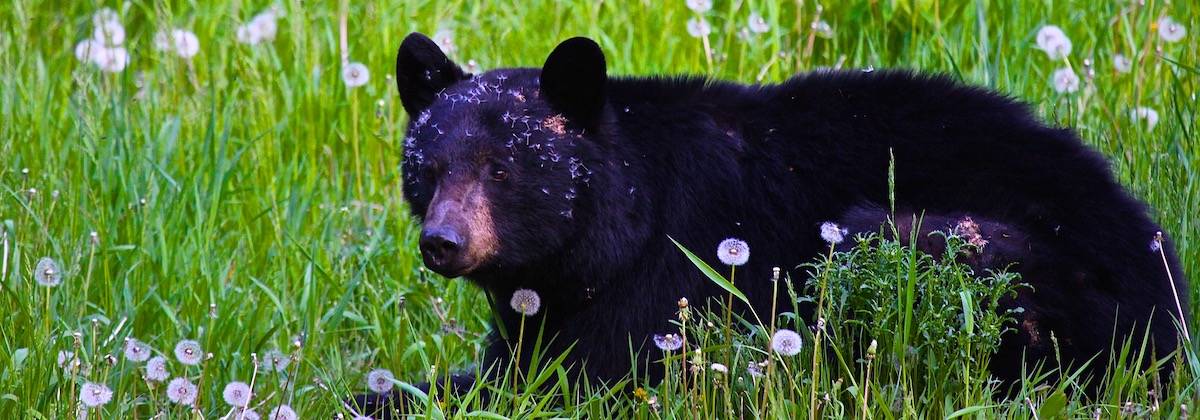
top-left (540, 37), bottom-right (607, 126)
top-left (395, 32), bottom-right (466, 115)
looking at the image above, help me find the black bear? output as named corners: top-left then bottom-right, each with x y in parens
top-left (355, 33), bottom-right (1189, 416)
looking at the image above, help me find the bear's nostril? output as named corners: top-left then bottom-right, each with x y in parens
top-left (420, 227), bottom-right (464, 267)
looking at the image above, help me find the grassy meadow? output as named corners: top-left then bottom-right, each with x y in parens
top-left (1, 0), bottom-right (1197, 418)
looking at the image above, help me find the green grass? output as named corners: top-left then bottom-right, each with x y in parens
top-left (0, 0), bottom-right (1196, 417)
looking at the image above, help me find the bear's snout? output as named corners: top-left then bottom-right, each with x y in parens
top-left (420, 226), bottom-right (465, 275)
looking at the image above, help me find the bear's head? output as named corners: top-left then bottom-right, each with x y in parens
top-left (395, 33), bottom-right (612, 280)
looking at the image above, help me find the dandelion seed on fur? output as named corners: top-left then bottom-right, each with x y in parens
top-left (223, 381), bottom-right (253, 407)
top-left (145, 356), bottom-right (170, 381)
top-left (653, 333), bottom-right (684, 351)
top-left (771, 329), bottom-right (803, 356)
top-left (173, 339), bottom-right (203, 365)
top-left (717, 238), bottom-right (750, 266)
top-left (80, 382), bottom-right (113, 407)
top-left (343, 62), bottom-right (370, 88)
top-left (124, 338), bottom-right (152, 363)
top-left (34, 257), bottom-right (62, 287)
top-left (509, 288), bottom-right (541, 316)
top-left (366, 368), bottom-right (395, 394)
top-left (166, 377), bottom-right (198, 406)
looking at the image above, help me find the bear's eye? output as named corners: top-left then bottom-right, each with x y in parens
top-left (491, 168), bottom-right (509, 182)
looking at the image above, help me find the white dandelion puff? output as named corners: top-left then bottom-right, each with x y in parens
top-left (166, 377), bottom-right (198, 406)
top-left (262, 349), bottom-right (291, 373)
top-left (652, 333), bottom-right (684, 351)
top-left (238, 409), bottom-right (262, 420)
top-left (57, 350), bottom-right (76, 368)
top-left (509, 288), bottom-right (541, 316)
top-left (819, 222), bottom-right (848, 245)
top-left (80, 382), bottom-right (113, 407)
top-left (145, 356), bottom-right (170, 381)
top-left (171, 29), bottom-right (200, 59)
top-left (74, 39), bottom-right (104, 63)
top-left (433, 28), bottom-right (455, 54)
top-left (222, 381), bottom-right (253, 407)
top-left (236, 25), bottom-right (259, 45)
top-left (1035, 25), bottom-right (1072, 59)
top-left (124, 339), bottom-right (152, 363)
top-left (1158, 17), bottom-right (1187, 43)
top-left (709, 363), bottom-right (728, 374)
top-left (716, 238), bottom-right (750, 266)
top-left (250, 11), bottom-right (279, 42)
top-left (93, 20), bottom-right (125, 46)
top-left (812, 20), bottom-right (834, 39)
top-left (1113, 53), bottom-right (1133, 73)
top-left (91, 8), bottom-right (120, 27)
top-left (173, 340), bottom-right (203, 366)
top-left (366, 368), bottom-right (395, 394)
top-left (771, 329), bottom-right (803, 356)
top-left (1051, 67), bottom-right (1080, 93)
top-left (34, 257), bottom-right (63, 287)
top-left (268, 405), bottom-right (298, 420)
top-left (1130, 107), bottom-right (1159, 130)
top-left (686, 17), bottom-right (711, 38)
top-left (343, 62), bottom-right (370, 88)
top-left (748, 13), bottom-right (771, 34)
top-left (686, 0), bottom-right (712, 13)
top-left (746, 361), bottom-right (765, 378)
top-left (93, 47), bottom-right (129, 73)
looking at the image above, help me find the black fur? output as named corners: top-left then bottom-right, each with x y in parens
top-left (354, 34), bottom-right (1189, 417)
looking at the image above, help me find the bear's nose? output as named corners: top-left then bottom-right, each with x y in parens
top-left (420, 226), bottom-right (464, 273)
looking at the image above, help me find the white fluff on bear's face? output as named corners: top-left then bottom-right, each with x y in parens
top-left (400, 70), bottom-right (596, 278)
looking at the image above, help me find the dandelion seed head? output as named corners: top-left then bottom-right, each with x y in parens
top-left (716, 238), bottom-right (750, 266)
top-left (433, 28), bottom-right (455, 54)
top-left (1036, 25), bottom-right (1072, 59)
top-left (748, 13), bottom-right (771, 34)
top-left (57, 350), bottom-right (75, 368)
top-left (366, 368), bottom-right (395, 394)
top-left (1131, 107), bottom-right (1159, 130)
top-left (686, 0), bottom-right (712, 13)
top-left (92, 8), bottom-right (120, 27)
top-left (343, 62), bottom-right (370, 88)
top-left (166, 377), bottom-right (198, 406)
top-left (173, 340), bottom-right (203, 366)
top-left (686, 17), bottom-right (711, 38)
top-left (509, 288), bottom-right (541, 316)
top-left (771, 329), bottom-right (803, 356)
top-left (819, 222), bottom-right (847, 245)
top-left (652, 333), bottom-right (683, 351)
top-left (93, 47), bottom-right (129, 73)
top-left (93, 20), bottom-right (125, 46)
top-left (1113, 54), bottom-right (1133, 73)
top-left (222, 381), bottom-right (253, 407)
top-left (35, 257), bottom-right (62, 287)
top-left (812, 20), bottom-right (834, 38)
top-left (238, 408), bottom-right (262, 420)
top-left (1051, 67), bottom-right (1080, 93)
top-left (74, 39), bottom-right (104, 63)
top-left (710, 363), bottom-right (728, 374)
top-left (80, 382), bottom-right (113, 407)
top-left (250, 11), bottom-right (279, 41)
top-left (124, 338), bottom-right (152, 363)
top-left (268, 405), bottom-right (298, 420)
top-left (262, 349), bottom-right (291, 372)
top-left (144, 356), bottom-right (170, 381)
top-left (1158, 17), bottom-right (1187, 43)
top-left (171, 29), bottom-right (200, 59)
top-left (747, 361), bottom-right (765, 378)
